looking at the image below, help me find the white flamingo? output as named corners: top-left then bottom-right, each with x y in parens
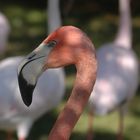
top-left (0, 12), bottom-right (10, 54)
top-left (0, 0), bottom-right (65, 140)
top-left (0, 56), bottom-right (65, 140)
top-left (88, 0), bottom-right (139, 140)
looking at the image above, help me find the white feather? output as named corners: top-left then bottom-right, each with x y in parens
top-left (0, 56), bottom-right (65, 139)
top-left (89, 44), bottom-right (139, 115)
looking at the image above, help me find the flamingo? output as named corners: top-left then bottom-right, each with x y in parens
top-left (88, 0), bottom-right (139, 139)
top-left (0, 56), bottom-right (65, 140)
top-left (0, 12), bottom-right (10, 55)
top-left (17, 25), bottom-right (97, 140)
top-left (0, 1), bottom-right (65, 140)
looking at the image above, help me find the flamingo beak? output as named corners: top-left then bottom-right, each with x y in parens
top-left (17, 42), bottom-right (54, 106)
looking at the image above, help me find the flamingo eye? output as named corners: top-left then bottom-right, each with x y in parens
top-left (47, 40), bottom-right (57, 48)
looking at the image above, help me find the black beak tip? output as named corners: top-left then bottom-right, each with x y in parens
top-left (22, 92), bottom-right (32, 107)
top-left (18, 71), bottom-right (35, 107)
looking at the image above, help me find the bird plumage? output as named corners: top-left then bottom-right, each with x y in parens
top-left (0, 56), bottom-right (65, 139)
top-left (0, 1), bottom-right (65, 139)
top-left (114, 0), bottom-right (132, 49)
top-left (47, 0), bottom-right (61, 33)
top-left (89, 44), bottom-right (139, 115)
top-left (18, 26), bottom-right (97, 140)
top-left (88, 0), bottom-right (139, 139)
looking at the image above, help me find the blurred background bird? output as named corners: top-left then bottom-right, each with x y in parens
top-left (0, 0), bottom-right (65, 140)
top-left (88, 0), bottom-right (139, 139)
top-left (0, 56), bottom-right (65, 140)
top-left (0, 12), bottom-right (10, 56)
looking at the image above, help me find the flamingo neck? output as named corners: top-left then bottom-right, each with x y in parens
top-left (47, 0), bottom-right (61, 33)
top-left (48, 53), bottom-right (97, 140)
top-left (114, 0), bottom-right (132, 49)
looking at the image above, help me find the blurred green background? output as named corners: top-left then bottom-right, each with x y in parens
top-left (0, 0), bottom-right (140, 140)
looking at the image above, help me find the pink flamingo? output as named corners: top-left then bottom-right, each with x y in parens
top-left (18, 26), bottom-right (97, 140)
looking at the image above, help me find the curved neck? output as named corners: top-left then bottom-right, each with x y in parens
top-left (47, 0), bottom-right (61, 34)
top-left (48, 53), bottom-right (97, 140)
top-left (114, 0), bottom-right (132, 49)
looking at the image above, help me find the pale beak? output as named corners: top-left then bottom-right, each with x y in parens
top-left (18, 42), bottom-right (53, 106)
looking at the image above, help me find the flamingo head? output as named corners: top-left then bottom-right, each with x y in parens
top-left (18, 26), bottom-right (94, 106)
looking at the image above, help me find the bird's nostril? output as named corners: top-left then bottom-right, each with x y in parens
top-left (28, 53), bottom-right (36, 60)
